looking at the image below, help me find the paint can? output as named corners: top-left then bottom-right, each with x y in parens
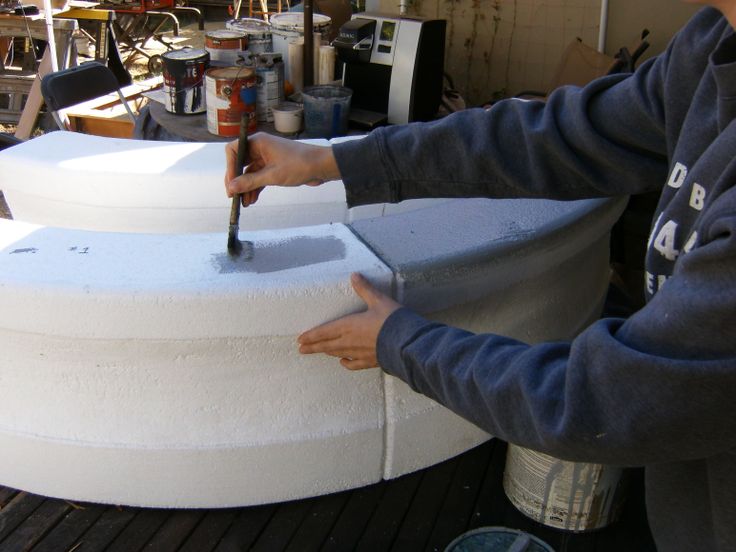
top-left (205, 29), bottom-right (248, 66)
top-left (503, 444), bottom-right (629, 532)
top-left (161, 48), bottom-right (209, 115)
top-left (226, 18), bottom-right (273, 55)
top-left (270, 12), bottom-right (330, 77)
top-left (205, 66), bottom-right (257, 137)
top-left (254, 52), bottom-right (284, 123)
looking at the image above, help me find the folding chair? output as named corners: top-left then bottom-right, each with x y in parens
top-left (40, 61), bottom-right (136, 131)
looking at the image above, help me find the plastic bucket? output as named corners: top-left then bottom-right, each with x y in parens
top-left (444, 527), bottom-right (555, 552)
top-left (272, 102), bottom-right (303, 134)
top-left (302, 85), bottom-right (351, 138)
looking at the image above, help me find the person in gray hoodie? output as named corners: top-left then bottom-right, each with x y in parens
top-left (225, 3), bottom-right (736, 549)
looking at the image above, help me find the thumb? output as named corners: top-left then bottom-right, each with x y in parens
top-left (350, 273), bottom-right (387, 307)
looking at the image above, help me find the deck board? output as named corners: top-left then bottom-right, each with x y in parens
top-left (284, 491), bottom-right (349, 552)
top-left (177, 510), bottom-right (239, 552)
top-left (0, 499), bottom-right (70, 552)
top-left (0, 440), bottom-right (657, 552)
top-left (31, 503), bottom-right (107, 552)
top-left (141, 510), bottom-right (205, 552)
top-left (353, 471), bottom-right (424, 552)
top-left (423, 440), bottom-right (494, 551)
top-left (69, 507), bottom-right (137, 552)
top-left (390, 457), bottom-right (458, 552)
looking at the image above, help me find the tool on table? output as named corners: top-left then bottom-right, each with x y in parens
top-left (227, 113), bottom-right (254, 259)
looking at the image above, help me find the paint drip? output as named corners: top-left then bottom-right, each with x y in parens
top-left (503, 444), bottom-right (628, 531)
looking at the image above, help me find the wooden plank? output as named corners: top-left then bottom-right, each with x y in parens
top-left (390, 456), bottom-right (459, 552)
top-left (469, 439), bottom-right (508, 530)
top-left (248, 499), bottom-right (315, 552)
top-left (320, 482), bottom-right (386, 552)
top-left (14, 49), bottom-right (50, 139)
top-left (71, 507), bottom-right (137, 552)
top-left (353, 471), bottom-right (423, 552)
top-left (139, 510), bottom-right (204, 552)
top-left (0, 499), bottom-right (70, 552)
top-left (0, 492), bottom-right (45, 544)
top-left (424, 441), bottom-right (495, 551)
top-left (214, 504), bottom-right (276, 552)
top-left (32, 503), bottom-right (107, 552)
top-left (284, 491), bottom-right (350, 552)
top-left (178, 509), bottom-right (239, 552)
top-left (104, 509), bottom-right (169, 552)
top-left (0, 487), bottom-right (18, 509)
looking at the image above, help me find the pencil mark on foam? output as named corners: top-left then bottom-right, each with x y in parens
top-left (212, 236), bottom-right (347, 274)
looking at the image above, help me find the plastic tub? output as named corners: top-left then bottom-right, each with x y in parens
top-left (302, 85), bottom-right (352, 138)
top-left (444, 527), bottom-right (554, 552)
top-left (272, 102), bottom-right (303, 134)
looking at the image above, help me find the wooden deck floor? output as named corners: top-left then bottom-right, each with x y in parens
top-left (0, 440), bottom-right (656, 552)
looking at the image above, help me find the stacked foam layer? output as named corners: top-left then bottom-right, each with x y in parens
top-left (0, 133), bottom-right (626, 507)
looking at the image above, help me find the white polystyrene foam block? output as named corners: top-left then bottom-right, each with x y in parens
top-left (382, 234), bottom-right (612, 480)
top-left (0, 132), bottom-right (443, 234)
top-left (0, 132), bottom-right (348, 232)
top-left (0, 218), bottom-right (392, 506)
top-left (0, 219), bottom-right (391, 339)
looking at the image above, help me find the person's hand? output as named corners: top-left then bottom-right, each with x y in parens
top-left (224, 132), bottom-right (341, 207)
top-left (298, 273), bottom-right (402, 370)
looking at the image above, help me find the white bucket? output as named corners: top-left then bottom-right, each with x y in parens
top-left (270, 12), bottom-right (330, 84)
top-left (503, 444), bottom-right (628, 532)
top-left (272, 102), bottom-right (303, 134)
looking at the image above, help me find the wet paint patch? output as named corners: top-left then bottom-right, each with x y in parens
top-left (212, 236), bottom-right (346, 274)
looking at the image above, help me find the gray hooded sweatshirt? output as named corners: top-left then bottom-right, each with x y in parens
top-left (333, 7), bottom-right (736, 551)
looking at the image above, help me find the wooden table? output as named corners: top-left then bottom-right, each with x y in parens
top-left (135, 99), bottom-right (303, 142)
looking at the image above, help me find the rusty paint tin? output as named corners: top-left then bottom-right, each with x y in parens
top-left (205, 66), bottom-right (257, 137)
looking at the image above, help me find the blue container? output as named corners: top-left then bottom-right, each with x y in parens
top-left (444, 527), bottom-right (555, 552)
top-left (302, 85), bottom-right (352, 138)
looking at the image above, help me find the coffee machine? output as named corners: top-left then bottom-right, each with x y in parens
top-left (333, 13), bottom-right (446, 126)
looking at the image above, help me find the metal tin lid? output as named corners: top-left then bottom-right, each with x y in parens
top-left (162, 48), bottom-right (208, 61)
top-left (206, 66), bottom-right (255, 79)
top-left (269, 12), bottom-right (331, 31)
top-left (205, 29), bottom-right (247, 40)
top-left (226, 18), bottom-right (271, 34)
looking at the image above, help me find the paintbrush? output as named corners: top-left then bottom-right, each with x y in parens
top-left (227, 113), bottom-right (254, 259)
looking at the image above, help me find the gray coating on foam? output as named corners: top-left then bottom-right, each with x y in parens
top-left (213, 235), bottom-right (346, 274)
top-left (348, 197), bottom-right (628, 312)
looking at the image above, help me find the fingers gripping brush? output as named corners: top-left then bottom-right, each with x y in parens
top-left (227, 113), bottom-right (254, 259)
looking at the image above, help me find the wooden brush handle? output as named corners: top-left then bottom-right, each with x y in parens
top-left (229, 113), bottom-right (250, 226)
